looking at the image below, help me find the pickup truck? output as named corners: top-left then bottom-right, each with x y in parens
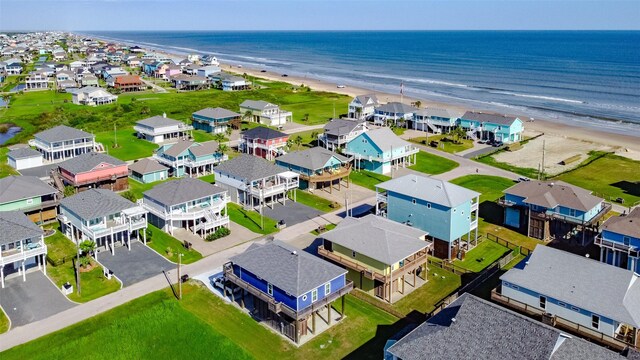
top-left (211, 276), bottom-right (241, 295)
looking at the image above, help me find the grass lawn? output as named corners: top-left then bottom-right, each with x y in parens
top-left (43, 225), bottom-right (77, 263)
top-left (199, 173), bottom-right (216, 183)
top-left (451, 175), bottom-right (515, 203)
top-left (3, 282), bottom-right (402, 360)
top-left (554, 153), bottom-right (640, 205)
top-left (288, 129), bottom-right (321, 149)
top-left (391, 127), bottom-right (406, 136)
top-left (290, 189), bottom-right (339, 213)
top-left (409, 134), bottom-right (474, 154)
top-left (227, 203), bottom-right (279, 235)
top-left (349, 170), bottom-right (391, 191)
top-left (393, 264), bottom-right (461, 315)
top-left (455, 240), bottom-right (511, 272)
top-left (192, 130), bottom-right (227, 143)
top-left (146, 225), bottom-right (202, 264)
top-left (95, 129), bottom-right (158, 161)
top-left (0, 309), bottom-right (8, 334)
top-left (311, 223), bottom-right (337, 236)
top-left (408, 151), bottom-right (459, 175)
top-left (0, 147), bottom-right (19, 178)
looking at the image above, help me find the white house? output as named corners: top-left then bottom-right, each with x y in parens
top-left (7, 147), bottom-right (43, 170)
top-left (68, 86), bottom-right (117, 106)
top-left (239, 100), bottom-right (292, 127)
top-left (31, 125), bottom-right (96, 162)
top-left (134, 114), bottom-right (193, 144)
top-left (348, 94), bottom-right (379, 120)
top-left (318, 118), bottom-right (369, 151)
top-left (0, 211), bottom-right (47, 288)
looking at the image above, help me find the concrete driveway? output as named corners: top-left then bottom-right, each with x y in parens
top-left (262, 201), bottom-right (323, 227)
top-left (0, 272), bottom-right (76, 328)
top-left (96, 242), bottom-right (174, 287)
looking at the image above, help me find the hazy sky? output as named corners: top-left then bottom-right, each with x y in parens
top-left (1, 0), bottom-right (638, 31)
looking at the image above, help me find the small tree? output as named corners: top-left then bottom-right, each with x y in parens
top-left (294, 135), bottom-right (303, 149)
top-left (64, 185), bottom-right (75, 197)
top-left (243, 110), bottom-right (253, 122)
top-left (225, 126), bottom-right (233, 137)
top-left (212, 133), bottom-right (226, 143)
top-left (217, 143), bottom-right (228, 156)
top-left (303, 113), bottom-right (309, 122)
top-left (451, 126), bottom-right (467, 144)
top-left (78, 240), bottom-right (96, 268)
top-left (121, 190), bottom-right (137, 202)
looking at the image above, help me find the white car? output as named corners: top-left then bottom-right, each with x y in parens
top-left (337, 84), bottom-right (346, 88)
top-left (212, 276), bottom-right (240, 294)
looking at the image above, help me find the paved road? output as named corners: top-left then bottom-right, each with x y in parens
top-left (141, 78), bottom-right (167, 93)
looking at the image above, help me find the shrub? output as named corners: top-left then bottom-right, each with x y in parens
top-left (205, 227), bottom-right (231, 242)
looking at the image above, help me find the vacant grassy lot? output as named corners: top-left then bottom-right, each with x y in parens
top-left (287, 129), bottom-right (321, 149)
top-left (43, 225), bottom-right (77, 263)
top-left (408, 151), bottom-right (459, 175)
top-left (227, 203), bottom-right (278, 235)
top-left (95, 129), bottom-right (158, 161)
top-left (349, 170), bottom-right (391, 191)
top-left (409, 134), bottom-right (474, 154)
top-left (393, 264), bottom-right (461, 315)
top-left (290, 189), bottom-right (339, 213)
top-left (145, 225), bottom-right (202, 264)
top-left (455, 240), bottom-right (511, 272)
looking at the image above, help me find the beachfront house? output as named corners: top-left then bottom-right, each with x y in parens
top-left (459, 111), bottom-right (524, 143)
top-left (495, 245), bottom-right (640, 350)
top-left (134, 115), bottom-right (193, 143)
top-left (275, 147), bottom-right (351, 192)
top-left (239, 100), bottom-right (292, 127)
top-left (344, 127), bottom-right (418, 175)
top-left (141, 178), bottom-right (229, 238)
top-left (128, 158), bottom-right (169, 184)
top-left (373, 102), bottom-right (415, 126)
top-left (170, 74), bottom-right (209, 91)
top-left (191, 107), bottom-right (241, 134)
top-left (238, 126), bottom-right (288, 161)
top-left (0, 176), bottom-right (60, 224)
top-left (412, 108), bottom-right (463, 134)
top-left (0, 211), bottom-right (47, 288)
top-left (375, 174), bottom-right (480, 260)
top-left (318, 118), bottom-right (368, 151)
top-left (224, 240), bottom-right (353, 344)
top-left (110, 75), bottom-right (144, 92)
top-left (498, 180), bottom-right (610, 243)
top-left (213, 154), bottom-right (299, 211)
top-left (58, 189), bottom-right (148, 254)
top-left (596, 208), bottom-right (640, 274)
top-left (318, 215), bottom-right (429, 303)
top-left (196, 65), bottom-right (221, 78)
top-left (24, 71), bottom-right (50, 91)
top-left (31, 125), bottom-right (96, 162)
top-left (68, 86), bottom-right (118, 106)
top-left (7, 147), bottom-right (43, 170)
top-left (210, 72), bottom-right (249, 91)
top-left (348, 94), bottom-right (379, 120)
top-left (153, 139), bottom-right (226, 178)
top-left (54, 152), bottom-right (129, 193)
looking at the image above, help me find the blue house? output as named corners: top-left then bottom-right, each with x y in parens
top-left (499, 180), bottom-right (610, 243)
top-left (498, 245), bottom-right (640, 350)
top-left (344, 127), bottom-right (418, 175)
top-left (191, 107), bottom-right (241, 134)
top-left (459, 111), bottom-right (524, 143)
top-left (596, 208), bottom-right (640, 273)
top-left (275, 147), bottom-right (351, 192)
top-left (224, 240), bottom-right (353, 344)
top-left (153, 139), bottom-right (226, 178)
top-left (128, 158), bottom-right (169, 184)
top-left (375, 174), bottom-right (480, 260)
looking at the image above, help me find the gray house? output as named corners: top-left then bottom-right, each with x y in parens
top-left (0, 211), bottom-right (47, 288)
top-left (318, 118), bottom-right (368, 151)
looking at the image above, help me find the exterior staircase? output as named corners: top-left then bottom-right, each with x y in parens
top-left (425, 120), bottom-right (441, 134)
top-left (51, 170), bottom-right (65, 193)
top-left (466, 129), bottom-right (478, 141)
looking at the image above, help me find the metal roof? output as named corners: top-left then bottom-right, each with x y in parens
top-left (358, 127), bottom-right (412, 152)
top-left (241, 126), bottom-right (287, 140)
top-left (7, 147), bottom-right (42, 160)
top-left (461, 111), bottom-right (521, 126)
top-left (193, 107), bottom-right (240, 119)
top-left (377, 174), bottom-right (479, 207)
top-left (136, 115), bottom-right (183, 129)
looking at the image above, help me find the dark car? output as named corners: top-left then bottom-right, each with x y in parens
top-left (281, 74), bottom-right (288, 77)
top-left (492, 141), bottom-right (503, 147)
top-left (429, 141), bottom-right (439, 147)
top-left (260, 70), bottom-right (267, 73)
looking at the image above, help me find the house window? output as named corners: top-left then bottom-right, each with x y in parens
top-left (325, 282), bottom-right (331, 295)
top-left (591, 315), bottom-right (600, 329)
top-left (352, 251), bottom-right (357, 258)
top-left (569, 209), bottom-right (576, 217)
top-left (312, 289), bottom-right (318, 302)
top-left (558, 302), bottom-right (566, 308)
top-left (624, 237), bottom-right (631, 246)
top-left (539, 296), bottom-right (546, 309)
top-left (267, 283), bottom-right (273, 296)
top-left (412, 199), bottom-right (416, 205)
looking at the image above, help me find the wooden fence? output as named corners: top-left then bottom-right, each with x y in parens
top-left (46, 255), bottom-right (71, 266)
top-left (485, 233), bottom-right (533, 256)
top-left (427, 258), bottom-right (473, 276)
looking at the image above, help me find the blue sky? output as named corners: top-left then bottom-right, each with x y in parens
top-left (0, 0), bottom-right (638, 31)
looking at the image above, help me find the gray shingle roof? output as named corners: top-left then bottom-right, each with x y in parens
top-left (461, 111), bottom-right (521, 126)
top-left (60, 188), bottom-right (136, 220)
top-left (240, 100), bottom-right (277, 111)
top-left (387, 294), bottom-right (626, 360)
top-left (504, 180), bottom-right (602, 212)
top-left (193, 107), bottom-right (240, 119)
top-left (7, 147), bottom-right (42, 160)
top-left (136, 115), bottom-right (183, 129)
top-left (128, 158), bottom-right (168, 175)
top-left (241, 126), bottom-right (287, 140)
top-left (143, 178), bottom-right (226, 207)
top-left (375, 102), bottom-right (415, 114)
top-left (601, 208), bottom-right (640, 239)
top-left (276, 147), bottom-right (348, 171)
top-left (323, 118), bottom-right (363, 136)
top-left (359, 127), bottom-right (412, 152)
top-left (414, 107), bottom-right (463, 119)
top-left (214, 154), bottom-right (286, 182)
top-left (229, 240), bottom-right (346, 297)
top-left (58, 152), bottom-right (126, 175)
top-left (377, 174), bottom-right (479, 207)
top-left (353, 94), bottom-right (379, 106)
top-left (322, 214), bottom-right (429, 265)
top-left (34, 125), bottom-right (93, 143)
top-left (0, 211), bottom-right (44, 246)
top-left (501, 245), bottom-right (640, 327)
top-left (0, 176), bottom-right (57, 204)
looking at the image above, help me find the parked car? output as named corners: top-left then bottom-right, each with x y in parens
top-left (281, 74), bottom-right (288, 77)
top-left (517, 176), bottom-right (531, 182)
top-left (260, 70), bottom-right (267, 73)
top-left (337, 84), bottom-right (346, 88)
top-left (212, 276), bottom-right (240, 294)
top-left (492, 141), bottom-right (504, 147)
top-left (429, 140), bottom-right (439, 148)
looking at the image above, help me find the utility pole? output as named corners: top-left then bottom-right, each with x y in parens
top-left (177, 253), bottom-right (183, 300)
top-left (540, 139), bottom-right (546, 180)
top-left (113, 123), bottom-right (118, 148)
top-left (75, 233), bottom-right (81, 296)
top-left (333, 101), bottom-right (336, 119)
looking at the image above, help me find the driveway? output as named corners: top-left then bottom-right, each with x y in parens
top-left (262, 201), bottom-right (323, 227)
top-left (96, 241), bottom-right (174, 287)
top-left (0, 272), bottom-right (76, 328)
top-left (173, 222), bottom-right (261, 257)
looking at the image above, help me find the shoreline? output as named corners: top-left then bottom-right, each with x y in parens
top-left (93, 34), bottom-right (640, 153)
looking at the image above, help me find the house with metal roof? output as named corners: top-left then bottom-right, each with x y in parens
top-left (141, 178), bottom-right (229, 238)
top-left (55, 152), bottom-right (129, 192)
top-left (318, 118), bottom-right (368, 151)
top-left (239, 100), bottom-right (292, 127)
top-left (191, 107), bottom-right (241, 134)
top-left (153, 139), bottom-right (225, 178)
top-left (387, 293), bottom-right (631, 360)
top-left (318, 214), bottom-right (430, 303)
top-left (344, 127), bottom-right (419, 175)
top-left (376, 174), bottom-right (480, 260)
top-left (238, 126), bottom-right (289, 160)
top-left (7, 147), bottom-right (43, 170)
top-left (348, 94), bottom-right (379, 120)
top-left (0, 211), bottom-right (47, 288)
top-left (499, 180), bottom-right (610, 243)
top-left (213, 154), bottom-right (299, 211)
top-left (275, 147), bottom-right (351, 192)
top-left (373, 102), bottom-right (416, 126)
top-left (596, 208), bottom-right (640, 274)
top-left (31, 125), bottom-right (96, 163)
top-left (58, 189), bottom-right (148, 255)
top-left (224, 240), bottom-right (353, 344)
top-left (496, 245), bottom-right (640, 350)
top-left (128, 158), bottom-right (169, 184)
top-left (412, 107), bottom-right (464, 134)
top-left (459, 111), bottom-right (524, 143)
top-left (0, 176), bottom-right (59, 224)
top-left (134, 114), bottom-right (193, 144)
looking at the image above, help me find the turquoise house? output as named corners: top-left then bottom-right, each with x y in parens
top-left (344, 128), bottom-right (418, 175)
top-left (459, 111), bottom-right (524, 143)
top-left (275, 147), bottom-right (351, 191)
top-left (192, 107), bottom-right (241, 134)
top-left (153, 139), bottom-right (226, 178)
top-left (596, 208), bottom-right (640, 273)
top-left (128, 158), bottom-right (169, 184)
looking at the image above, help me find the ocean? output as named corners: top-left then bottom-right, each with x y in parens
top-left (88, 31), bottom-right (640, 137)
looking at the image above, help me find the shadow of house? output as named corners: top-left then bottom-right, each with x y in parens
top-left (479, 200), bottom-right (504, 225)
top-left (303, 237), bottom-right (323, 256)
top-left (611, 180), bottom-right (640, 198)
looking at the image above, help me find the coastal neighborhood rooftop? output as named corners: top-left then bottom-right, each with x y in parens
top-left (0, 175), bottom-right (58, 204)
top-left (377, 175), bottom-right (480, 208)
top-left (143, 177), bottom-right (226, 206)
top-left (34, 125), bottom-right (93, 143)
top-left (504, 180), bottom-right (602, 211)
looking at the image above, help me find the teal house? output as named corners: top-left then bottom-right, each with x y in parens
top-left (192, 107), bottom-right (241, 134)
top-left (153, 139), bottom-right (226, 178)
top-left (128, 158), bottom-right (169, 184)
top-left (344, 128), bottom-right (418, 175)
top-left (275, 147), bottom-right (351, 191)
top-left (459, 111), bottom-right (524, 143)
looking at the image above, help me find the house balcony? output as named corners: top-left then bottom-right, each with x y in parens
top-left (133, 124), bottom-right (193, 136)
top-left (497, 197), bottom-right (516, 207)
top-left (62, 170), bottom-right (129, 187)
top-left (190, 215), bottom-right (230, 232)
top-left (140, 197), bottom-right (229, 221)
top-left (0, 242), bottom-right (47, 266)
top-left (300, 166), bottom-right (351, 184)
top-left (595, 235), bottom-right (640, 258)
top-left (471, 202), bottom-right (479, 212)
top-left (21, 199), bottom-right (60, 213)
top-left (31, 139), bottom-right (95, 152)
top-left (250, 180), bottom-right (298, 198)
top-left (470, 219), bottom-right (478, 230)
top-left (531, 202), bottom-right (612, 226)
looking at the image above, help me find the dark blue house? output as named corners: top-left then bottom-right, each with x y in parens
top-left (224, 240), bottom-right (353, 343)
top-left (596, 208), bottom-right (640, 273)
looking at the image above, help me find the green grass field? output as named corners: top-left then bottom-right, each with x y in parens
top-left (409, 134), bottom-right (474, 154)
top-left (408, 151), bottom-right (459, 175)
top-left (43, 225), bottom-right (77, 263)
top-left (348, 170), bottom-right (391, 191)
top-left (0, 309), bottom-right (9, 334)
top-left (290, 189), bottom-right (339, 213)
top-left (288, 129), bottom-right (320, 149)
top-left (393, 264), bottom-right (461, 315)
top-left (145, 225), bottom-right (202, 264)
top-left (227, 203), bottom-right (278, 235)
top-left (95, 129), bottom-right (158, 161)
top-left (455, 240), bottom-right (511, 272)
top-left (0, 147), bottom-right (19, 178)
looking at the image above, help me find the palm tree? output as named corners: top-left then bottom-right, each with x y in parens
top-left (451, 126), bottom-right (467, 144)
top-left (225, 126), bottom-right (233, 137)
top-left (243, 110), bottom-right (253, 122)
top-left (212, 133), bottom-right (226, 143)
top-left (310, 131), bottom-right (318, 145)
top-left (294, 135), bottom-right (303, 149)
top-left (217, 143), bottom-right (228, 156)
